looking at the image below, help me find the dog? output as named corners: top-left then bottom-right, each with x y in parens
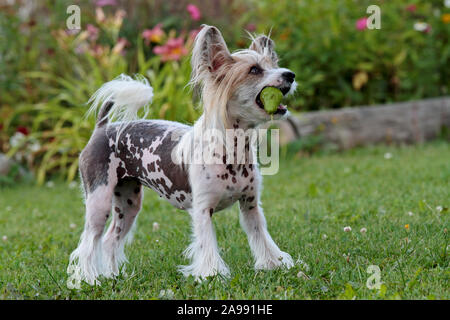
top-left (67, 25), bottom-right (297, 288)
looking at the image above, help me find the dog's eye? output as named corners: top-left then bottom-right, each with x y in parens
top-left (249, 66), bottom-right (263, 75)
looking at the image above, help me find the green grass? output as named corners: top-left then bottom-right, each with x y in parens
top-left (0, 142), bottom-right (449, 300)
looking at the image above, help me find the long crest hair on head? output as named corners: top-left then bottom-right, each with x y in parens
top-left (189, 26), bottom-right (280, 129)
top-left (189, 25), bottom-right (251, 133)
top-left (245, 29), bottom-right (278, 67)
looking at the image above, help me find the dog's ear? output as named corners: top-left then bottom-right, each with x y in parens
top-left (249, 35), bottom-right (278, 66)
top-left (191, 25), bottom-right (233, 82)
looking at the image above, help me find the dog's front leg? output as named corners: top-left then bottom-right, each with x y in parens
top-left (239, 202), bottom-right (294, 271)
top-left (179, 205), bottom-right (230, 280)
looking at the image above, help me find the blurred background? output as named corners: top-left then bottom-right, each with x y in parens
top-left (0, 0), bottom-right (449, 185)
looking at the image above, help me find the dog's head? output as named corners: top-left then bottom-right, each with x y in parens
top-left (191, 25), bottom-right (296, 129)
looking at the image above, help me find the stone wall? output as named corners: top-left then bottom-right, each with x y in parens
top-left (277, 97), bottom-right (450, 149)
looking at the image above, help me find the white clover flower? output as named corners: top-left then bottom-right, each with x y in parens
top-left (384, 152), bottom-right (393, 159)
top-left (414, 22), bottom-right (428, 32)
top-left (159, 289), bottom-right (174, 299)
top-left (69, 223), bottom-right (77, 229)
top-left (322, 234), bottom-right (328, 240)
top-left (68, 181), bottom-right (78, 189)
top-left (407, 211), bottom-right (414, 216)
top-left (360, 227), bottom-right (367, 234)
top-left (436, 206), bottom-right (443, 213)
top-left (2, 235), bottom-right (7, 241)
top-left (445, 0), bottom-right (450, 9)
top-left (296, 258), bottom-right (310, 272)
top-left (28, 141), bottom-right (41, 153)
top-left (46, 181), bottom-right (55, 188)
top-left (152, 222), bottom-right (160, 231)
top-left (9, 132), bottom-right (26, 148)
top-left (344, 226), bottom-right (352, 232)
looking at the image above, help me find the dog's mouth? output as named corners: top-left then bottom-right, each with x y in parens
top-left (255, 86), bottom-right (289, 115)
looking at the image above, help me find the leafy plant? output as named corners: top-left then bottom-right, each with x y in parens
top-left (247, 0), bottom-right (450, 110)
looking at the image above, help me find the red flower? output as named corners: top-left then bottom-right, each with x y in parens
top-left (16, 126), bottom-right (30, 136)
top-left (406, 4), bottom-right (417, 12)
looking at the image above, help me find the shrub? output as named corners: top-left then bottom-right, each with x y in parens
top-left (1, 0), bottom-right (449, 183)
top-left (247, 0), bottom-right (450, 110)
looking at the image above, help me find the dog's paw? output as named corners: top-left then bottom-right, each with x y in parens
top-left (255, 251), bottom-right (294, 270)
top-left (178, 262), bottom-right (230, 282)
top-left (278, 251), bottom-right (294, 269)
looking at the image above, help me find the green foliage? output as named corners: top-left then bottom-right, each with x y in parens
top-left (1, 7), bottom-right (197, 184)
top-left (249, 0), bottom-right (450, 110)
top-left (137, 38), bottom-right (199, 123)
top-left (1, 0), bottom-right (449, 183)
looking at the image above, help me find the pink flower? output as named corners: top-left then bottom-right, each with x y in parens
top-left (246, 23), bottom-right (256, 32)
top-left (356, 17), bottom-right (368, 31)
top-left (406, 4), bottom-right (417, 12)
top-left (142, 23), bottom-right (165, 44)
top-left (86, 24), bottom-right (99, 41)
top-left (187, 4), bottom-right (201, 21)
top-left (189, 28), bottom-right (201, 41)
top-left (112, 37), bottom-right (129, 55)
top-left (153, 37), bottom-right (188, 62)
top-left (95, 0), bottom-right (117, 7)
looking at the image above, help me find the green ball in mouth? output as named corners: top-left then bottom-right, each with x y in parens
top-left (260, 87), bottom-right (283, 114)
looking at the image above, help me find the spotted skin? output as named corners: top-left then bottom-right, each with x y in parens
top-left (80, 119), bottom-right (260, 214)
top-left (80, 120), bottom-right (193, 210)
top-left (100, 178), bottom-right (143, 275)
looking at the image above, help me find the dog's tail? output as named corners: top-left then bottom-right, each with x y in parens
top-left (86, 74), bottom-right (154, 128)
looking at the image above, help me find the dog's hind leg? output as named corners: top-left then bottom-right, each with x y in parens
top-left (67, 182), bottom-right (114, 288)
top-left (102, 178), bottom-right (143, 278)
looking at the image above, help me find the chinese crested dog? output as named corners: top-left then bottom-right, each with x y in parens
top-left (67, 25), bottom-right (297, 288)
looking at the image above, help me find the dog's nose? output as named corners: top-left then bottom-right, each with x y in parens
top-left (282, 72), bottom-right (295, 83)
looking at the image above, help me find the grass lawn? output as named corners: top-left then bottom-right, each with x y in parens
top-left (0, 142), bottom-right (448, 300)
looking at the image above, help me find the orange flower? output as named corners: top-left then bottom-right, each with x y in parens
top-left (153, 37), bottom-right (188, 62)
top-left (404, 224), bottom-right (410, 230)
top-left (442, 14), bottom-right (450, 24)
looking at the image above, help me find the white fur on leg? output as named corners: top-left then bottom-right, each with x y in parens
top-left (101, 230), bottom-right (127, 279)
top-left (67, 229), bottom-right (105, 288)
top-left (101, 218), bottom-right (138, 279)
top-left (240, 206), bottom-right (294, 270)
top-left (67, 185), bottom-right (112, 289)
top-left (179, 208), bottom-right (230, 280)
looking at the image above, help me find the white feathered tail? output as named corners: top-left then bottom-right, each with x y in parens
top-left (86, 74), bottom-right (154, 127)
